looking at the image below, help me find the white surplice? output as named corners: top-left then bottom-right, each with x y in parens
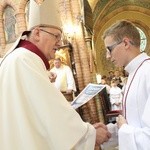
top-left (0, 47), bottom-right (96, 150)
top-left (109, 86), bottom-right (123, 110)
top-left (119, 53), bottom-right (150, 150)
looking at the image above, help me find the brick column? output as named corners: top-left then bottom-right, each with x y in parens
top-left (15, 12), bottom-right (27, 34)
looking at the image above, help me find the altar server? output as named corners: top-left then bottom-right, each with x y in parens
top-left (102, 20), bottom-right (150, 150)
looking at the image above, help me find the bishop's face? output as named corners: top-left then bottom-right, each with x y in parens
top-left (37, 27), bottom-right (62, 61)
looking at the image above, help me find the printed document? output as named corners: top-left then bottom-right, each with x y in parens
top-left (71, 83), bottom-right (105, 109)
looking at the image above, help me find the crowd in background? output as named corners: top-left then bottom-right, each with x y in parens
top-left (100, 70), bottom-right (128, 113)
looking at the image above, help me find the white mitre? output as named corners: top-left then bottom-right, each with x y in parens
top-left (28, 0), bottom-right (62, 31)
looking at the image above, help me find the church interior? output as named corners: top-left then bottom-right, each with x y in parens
top-left (0, 1), bottom-right (150, 149)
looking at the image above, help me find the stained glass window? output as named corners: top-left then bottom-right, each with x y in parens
top-left (137, 27), bottom-right (147, 52)
top-left (3, 6), bottom-right (16, 43)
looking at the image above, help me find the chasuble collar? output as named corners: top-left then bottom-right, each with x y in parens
top-left (17, 40), bottom-right (50, 70)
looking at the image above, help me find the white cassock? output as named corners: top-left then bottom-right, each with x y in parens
top-left (0, 46), bottom-right (96, 150)
top-left (119, 53), bottom-right (150, 150)
top-left (50, 65), bottom-right (76, 92)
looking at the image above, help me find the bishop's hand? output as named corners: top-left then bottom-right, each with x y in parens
top-left (93, 122), bottom-right (111, 145)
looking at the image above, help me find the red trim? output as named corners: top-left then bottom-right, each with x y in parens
top-left (123, 58), bottom-right (150, 119)
top-left (17, 40), bottom-right (50, 70)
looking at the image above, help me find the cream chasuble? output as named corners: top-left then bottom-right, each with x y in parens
top-left (118, 53), bottom-right (150, 150)
top-left (0, 46), bottom-right (96, 150)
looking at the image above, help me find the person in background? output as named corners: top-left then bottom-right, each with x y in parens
top-left (0, 0), bottom-right (111, 150)
top-left (108, 79), bottom-right (123, 124)
top-left (49, 57), bottom-right (76, 102)
top-left (109, 79), bottom-right (123, 111)
top-left (50, 58), bottom-right (76, 94)
top-left (102, 19), bottom-right (150, 150)
top-left (100, 75), bottom-right (110, 95)
top-left (107, 70), bottom-right (115, 82)
top-left (113, 70), bottom-right (123, 89)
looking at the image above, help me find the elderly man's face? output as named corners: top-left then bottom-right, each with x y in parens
top-left (37, 27), bottom-right (62, 60)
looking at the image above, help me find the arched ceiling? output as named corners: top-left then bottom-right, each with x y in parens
top-left (93, 0), bottom-right (150, 75)
top-left (84, 0), bottom-right (150, 75)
